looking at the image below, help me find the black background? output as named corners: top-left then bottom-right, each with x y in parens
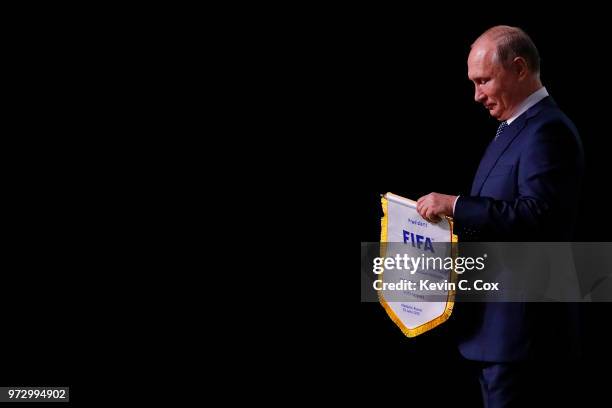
top-left (4, 6), bottom-right (612, 406)
top-left (358, 12), bottom-right (612, 406)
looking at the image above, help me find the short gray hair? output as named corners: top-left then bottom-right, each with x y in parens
top-left (476, 26), bottom-right (541, 74)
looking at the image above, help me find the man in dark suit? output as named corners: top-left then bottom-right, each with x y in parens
top-left (416, 26), bottom-right (584, 406)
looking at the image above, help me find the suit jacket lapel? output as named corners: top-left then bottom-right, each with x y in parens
top-left (470, 96), bottom-right (555, 196)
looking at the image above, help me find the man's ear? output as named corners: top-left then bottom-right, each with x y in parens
top-left (512, 56), bottom-right (529, 79)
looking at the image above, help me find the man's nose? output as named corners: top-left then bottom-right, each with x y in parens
top-left (474, 88), bottom-right (485, 103)
top-left (474, 87), bottom-right (487, 103)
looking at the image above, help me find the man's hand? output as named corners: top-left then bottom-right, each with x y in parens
top-left (416, 193), bottom-right (457, 223)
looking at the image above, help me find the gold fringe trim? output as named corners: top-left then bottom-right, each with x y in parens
top-left (378, 192), bottom-right (458, 338)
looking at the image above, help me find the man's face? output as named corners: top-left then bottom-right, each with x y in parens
top-left (468, 40), bottom-right (520, 121)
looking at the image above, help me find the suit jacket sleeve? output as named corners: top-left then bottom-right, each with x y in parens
top-left (454, 120), bottom-right (583, 241)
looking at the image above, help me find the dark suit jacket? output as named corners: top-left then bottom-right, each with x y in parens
top-left (453, 96), bottom-right (584, 362)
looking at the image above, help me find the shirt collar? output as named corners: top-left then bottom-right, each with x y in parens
top-left (506, 86), bottom-right (549, 125)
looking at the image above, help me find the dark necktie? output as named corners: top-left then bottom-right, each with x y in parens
top-left (495, 121), bottom-right (508, 140)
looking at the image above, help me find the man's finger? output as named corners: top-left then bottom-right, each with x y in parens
top-left (425, 208), bottom-right (433, 221)
top-left (425, 209), bottom-right (440, 223)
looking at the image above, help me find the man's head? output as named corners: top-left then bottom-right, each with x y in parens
top-left (468, 26), bottom-right (542, 121)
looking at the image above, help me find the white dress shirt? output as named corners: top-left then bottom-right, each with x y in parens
top-left (506, 86), bottom-right (549, 124)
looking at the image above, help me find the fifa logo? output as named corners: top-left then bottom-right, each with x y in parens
top-left (403, 230), bottom-right (434, 253)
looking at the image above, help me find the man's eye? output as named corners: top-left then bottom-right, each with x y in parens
top-left (480, 79), bottom-right (488, 85)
